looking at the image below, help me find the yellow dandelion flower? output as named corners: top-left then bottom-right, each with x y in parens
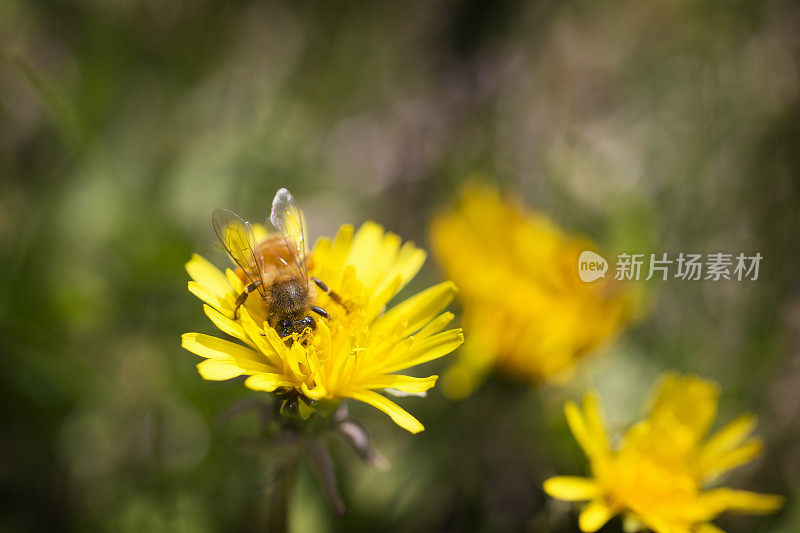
top-left (544, 372), bottom-right (784, 533)
top-left (182, 217), bottom-right (464, 434)
top-left (429, 183), bottom-right (634, 398)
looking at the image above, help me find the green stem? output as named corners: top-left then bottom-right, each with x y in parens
top-left (267, 459), bottom-right (297, 533)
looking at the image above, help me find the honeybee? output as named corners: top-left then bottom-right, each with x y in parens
top-left (212, 188), bottom-right (344, 340)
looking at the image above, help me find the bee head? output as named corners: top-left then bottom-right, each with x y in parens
top-left (276, 315), bottom-right (316, 339)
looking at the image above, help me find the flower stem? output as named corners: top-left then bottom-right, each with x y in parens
top-left (267, 459), bottom-right (297, 533)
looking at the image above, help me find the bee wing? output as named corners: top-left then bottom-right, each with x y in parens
top-left (211, 208), bottom-right (266, 292)
top-left (268, 188), bottom-right (309, 282)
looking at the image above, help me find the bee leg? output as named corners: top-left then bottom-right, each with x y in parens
top-left (311, 306), bottom-right (330, 319)
top-left (233, 279), bottom-right (261, 318)
top-left (312, 277), bottom-right (348, 311)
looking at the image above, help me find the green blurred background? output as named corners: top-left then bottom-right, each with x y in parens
top-left (2, 0), bottom-right (799, 531)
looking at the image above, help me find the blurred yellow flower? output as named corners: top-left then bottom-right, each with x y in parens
top-left (429, 183), bottom-right (634, 398)
top-left (182, 221), bottom-right (463, 433)
top-left (544, 373), bottom-right (784, 533)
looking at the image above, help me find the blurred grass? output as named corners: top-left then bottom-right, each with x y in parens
top-left (1, 0), bottom-right (799, 531)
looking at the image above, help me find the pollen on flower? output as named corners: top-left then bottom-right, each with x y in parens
top-left (182, 221), bottom-right (463, 434)
top-left (429, 182), bottom-right (637, 398)
top-left (543, 372), bottom-right (784, 533)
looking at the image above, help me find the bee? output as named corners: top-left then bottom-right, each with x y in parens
top-left (212, 188), bottom-right (344, 340)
